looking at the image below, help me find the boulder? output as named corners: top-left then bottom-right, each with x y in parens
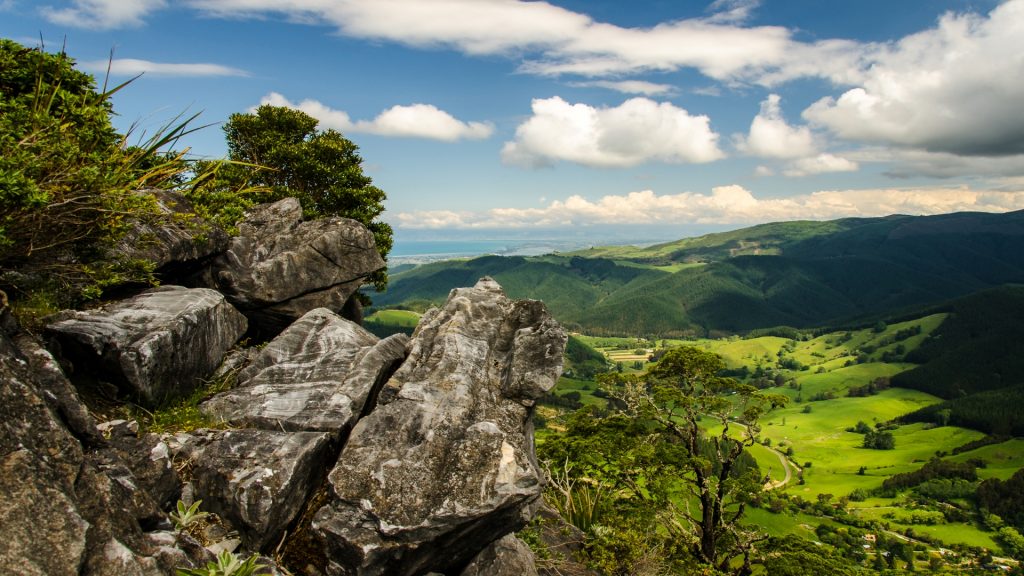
top-left (46, 285), bottom-right (247, 408)
top-left (180, 429), bottom-right (337, 551)
top-left (114, 188), bottom-right (229, 276)
top-left (192, 198), bottom-right (385, 336)
top-left (312, 277), bottom-right (566, 576)
top-left (201, 308), bottom-right (408, 433)
top-left (460, 534), bottom-right (539, 576)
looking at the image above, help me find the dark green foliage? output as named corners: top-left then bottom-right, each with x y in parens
top-left (901, 385), bottom-right (1024, 436)
top-left (952, 435), bottom-right (1012, 455)
top-left (893, 286), bottom-right (1024, 398)
top-left (913, 478), bottom-right (977, 501)
top-left (976, 469), bottom-right (1024, 532)
top-left (880, 457), bottom-right (977, 494)
top-left (862, 430), bottom-right (895, 450)
top-left (206, 104), bottom-right (391, 289)
top-left (848, 377), bottom-right (891, 398)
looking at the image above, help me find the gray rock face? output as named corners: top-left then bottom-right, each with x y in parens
top-left (0, 307), bottom-right (211, 575)
top-left (0, 326), bottom-right (89, 575)
top-left (193, 198), bottom-right (385, 336)
top-left (114, 189), bottom-right (229, 274)
top-left (313, 277), bottom-right (566, 576)
top-left (461, 534), bottom-right (539, 576)
top-left (201, 308), bottom-right (408, 433)
top-left (46, 285), bottom-right (247, 407)
top-left (181, 429), bottom-right (336, 551)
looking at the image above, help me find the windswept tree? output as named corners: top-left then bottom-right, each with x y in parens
top-left (540, 346), bottom-right (786, 574)
top-left (631, 346), bottom-right (787, 573)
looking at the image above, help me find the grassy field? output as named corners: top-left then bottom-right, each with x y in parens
top-left (949, 438), bottom-right (1024, 481)
top-left (550, 312), bottom-right (1024, 557)
top-left (365, 309), bottom-right (421, 327)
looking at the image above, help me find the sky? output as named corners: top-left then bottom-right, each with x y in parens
top-left (4, 0), bottom-right (1024, 244)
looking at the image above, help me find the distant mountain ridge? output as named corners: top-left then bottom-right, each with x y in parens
top-left (373, 210), bottom-right (1024, 336)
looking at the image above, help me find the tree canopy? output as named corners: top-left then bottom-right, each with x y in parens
top-left (209, 104), bottom-right (392, 290)
top-left (540, 346), bottom-right (787, 575)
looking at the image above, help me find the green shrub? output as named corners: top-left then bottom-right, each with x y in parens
top-left (0, 39), bottom-right (197, 308)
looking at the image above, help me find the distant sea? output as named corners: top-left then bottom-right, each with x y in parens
top-left (389, 239), bottom-right (595, 265)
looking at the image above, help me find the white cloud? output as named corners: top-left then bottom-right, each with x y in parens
top-left (79, 58), bottom-right (248, 77)
top-left (783, 154), bottom-right (859, 177)
top-left (395, 184), bottom-right (1024, 229)
top-left (501, 96), bottom-right (723, 168)
top-left (754, 165), bottom-right (774, 177)
top-left (259, 93), bottom-right (493, 142)
top-left (735, 94), bottom-right (816, 159)
top-left (570, 80), bottom-right (676, 96)
top-left (41, 0), bottom-right (165, 29)
top-left (803, 0), bottom-right (1024, 156)
top-left (705, 0), bottom-right (761, 24)
top-left (182, 0), bottom-right (861, 84)
top-left (850, 148), bottom-right (1024, 179)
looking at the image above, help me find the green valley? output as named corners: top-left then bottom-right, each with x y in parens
top-left (370, 210), bottom-right (1024, 336)
top-left (367, 276), bottom-right (1024, 572)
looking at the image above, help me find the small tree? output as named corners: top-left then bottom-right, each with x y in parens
top-left (622, 346), bottom-right (787, 573)
top-left (206, 104), bottom-right (392, 290)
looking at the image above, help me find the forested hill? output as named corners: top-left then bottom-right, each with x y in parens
top-left (373, 210), bottom-right (1024, 336)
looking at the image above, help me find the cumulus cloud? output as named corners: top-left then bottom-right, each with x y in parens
top-left (735, 94), bottom-right (816, 159)
top-left (259, 92), bottom-right (493, 142)
top-left (501, 96), bottom-right (723, 168)
top-left (783, 154), bottom-right (859, 177)
top-left (395, 185), bottom-right (1024, 229)
top-left (79, 58), bottom-right (248, 77)
top-left (803, 0), bottom-right (1024, 156)
top-left (570, 80), bottom-right (676, 96)
top-left (41, 0), bottom-right (165, 29)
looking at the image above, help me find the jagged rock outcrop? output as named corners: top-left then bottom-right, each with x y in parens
top-left (46, 285), bottom-right (247, 408)
top-left (178, 429), bottom-right (336, 551)
top-left (3, 263), bottom-right (566, 574)
top-left (114, 189), bottom-right (229, 275)
top-left (0, 304), bottom-right (213, 575)
top-left (201, 308), bottom-right (407, 433)
top-left (192, 198), bottom-right (385, 337)
top-left (312, 277), bottom-right (566, 576)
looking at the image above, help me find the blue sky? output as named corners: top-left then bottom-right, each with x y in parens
top-left (4, 0), bottom-right (1024, 243)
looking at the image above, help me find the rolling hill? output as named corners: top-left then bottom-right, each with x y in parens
top-left (372, 210), bottom-right (1024, 336)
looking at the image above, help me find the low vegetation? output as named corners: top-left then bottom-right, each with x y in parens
top-left (532, 306), bottom-right (1024, 572)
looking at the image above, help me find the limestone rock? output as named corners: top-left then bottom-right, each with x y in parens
top-left (46, 285), bottom-right (247, 407)
top-left (461, 534), bottom-right (539, 576)
top-left (181, 429), bottom-right (337, 551)
top-left (192, 198), bottom-right (385, 336)
top-left (0, 332), bottom-right (89, 575)
top-left (202, 308), bottom-right (408, 433)
top-left (0, 308), bottom-right (210, 575)
top-left (114, 188), bottom-right (229, 275)
top-left (102, 427), bottom-right (182, 511)
top-left (313, 277), bottom-right (566, 576)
